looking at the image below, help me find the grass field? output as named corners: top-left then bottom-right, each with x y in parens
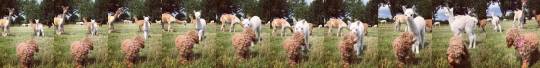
top-left (1, 20), bottom-right (540, 67)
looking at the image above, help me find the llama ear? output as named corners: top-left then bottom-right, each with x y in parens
top-left (401, 6), bottom-right (407, 12)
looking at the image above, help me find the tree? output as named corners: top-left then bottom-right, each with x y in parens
top-left (95, 0), bottom-right (128, 22)
top-left (260, 0), bottom-right (288, 22)
top-left (129, 0), bottom-right (160, 21)
top-left (416, 0), bottom-right (433, 19)
top-left (345, 0), bottom-right (366, 21)
top-left (202, 0), bottom-right (236, 22)
top-left (0, 0), bottom-right (18, 16)
top-left (20, 0), bottom-right (42, 23)
top-left (290, 0), bottom-right (310, 21)
top-left (235, 0), bottom-right (260, 17)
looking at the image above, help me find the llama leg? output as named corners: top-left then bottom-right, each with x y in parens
top-left (337, 28), bottom-right (342, 36)
top-left (281, 27), bottom-right (285, 36)
top-left (230, 23), bottom-right (235, 32)
top-left (221, 23), bottom-right (225, 31)
top-left (395, 23), bottom-right (400, 32)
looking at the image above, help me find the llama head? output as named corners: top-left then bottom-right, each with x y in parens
top-left (7, 8), bottom-right (14, 16)
top-left (91, 19), bottom-right (96, 23)
top-left (61, 6), bottom-right (69, 13)
top-left (34, 19), bottom-right (39, 24)
top-left (143, 16), bottom-right (150, 21)
top-left (194, 11), bottom-right (201, 19)
top-left (403, 8), bottom-right (415, 17)
top-left (241, 18), bottom-right (251, 28)
top-left (293, 20), bottom-right (306, 33)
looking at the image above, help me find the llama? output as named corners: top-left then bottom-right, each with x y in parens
top-left (394, 14), bottom-right (409, 32)
top-left (536, 14), bottom-right (540, 28)
top-left (513, 9), bottom-right (525, 28)
top-left (107, 8), bottom-right (125, 33)
top-left (220, 14), bottom-right (241, 32)
top-left (30, 19), bottom-right (44, 37)
top-left (339, 32), bottom-right (358, 67)
top-left (82, 18), bottom-right (98, 36)
top-left (283, 32), bottom-right (306, 66)
top-left (270, 18), bottom-right (292, 36)
top-left (403, 6), bottom-right (426, 54)
top-left (479, 19), bottom-right (487, 32)
top-left (249, 16), bottom-right (262, 41)
top-left (70, 37), bottom-right (93, 68)
top-left (491, 13), bottom-right (502, 32)
top-left (426, 19), bottom-right (433, 32)
top-left (346, 20), bottom-right (366, 56)
top-left (192, 11), bottom-right (206, 41)
top-left (175, 31), bottom-right (200, 64)
top-left (325, 18), bottom-right (347, 36)
top-left (293, 19), bottom-right (313, 53)
top-left (393, 32), bottom-right (415, 68)
top-left (16, 39), bottom-right (39, 68)
top-left (445, 7), bottom-right (477, 49)
top-left (53, 6), bottom-right (69, 35)
top-left (0, 8), bottom-right (15, 36)
top-left (161, 12), bottom-right (187, 32)
top-left (121, 36), bottom-right (145, 68)
top-left (134, 16), bottom-right (151, 39)
top-left (447, 36), bottom-right (471, 68)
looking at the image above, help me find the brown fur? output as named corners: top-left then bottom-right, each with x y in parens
top-left (107, 8), bottom-right (124, 33)
top-left (325, 18), bottom-right (347, 36)
top-left (133, 17), bottom-right (146, 32)
top-left (121, 36), bottom-right (145, 68)
top-left (514, 33), bottom-right (540, 68)
top-left (175, 31), bottom-right (200, 64)
top-left (478, 19), bottom-right (487, 32)
top-left (53, 6), bottom-right (69, 35)
top-left (393, 32), bottom-right (415, 68)
top-left (0, 17), bottom-right (10, 36)
top-left (70, 37), bottom-right (93, 68)
top-left (270, 18), bottom-right (292, 36)
top-left (425, 19), bottom-right (433, 32)
top-left (0, 8), bottom-right (14, 36)
top-left (339, 32), bottom-right (358, 67)
top-left (507, 28), bottom-right (520, 48)
top-left (447, 36), bottom-right (470, 68)
top-left (161, 12), bottom-right (186, 32)
top-left (220, 14), bottom-right (240, 31)
top-left (536, 15), bottom-right (540, 27)
top-left (232, 28), bottom-right (256, 60)
top-left (363, 23), bottom-right (369, 36)
top-left (16, 39), bottom-right (38, 68)
top-left (283, 32), bottom-right (306, 66)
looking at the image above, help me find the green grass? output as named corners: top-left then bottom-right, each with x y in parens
top-left (2, 20), bottom-right (540, 67)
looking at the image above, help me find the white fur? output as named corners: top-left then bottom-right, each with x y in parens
top-left (250, 16), bottom-right (262, 41)
top-left (491, 13), bottom-right (501, 32)
top-left (513, 10), bottom-right (525, 28)
top-left (444, 7), bottom-right (477, 48)
top-left (347, 20), bottom-right (365, 56)
top-left (403, 6), bottom-right (425, 54)
top-left (142, 16), bottom-right (150, 40)
top-left (293, 19), bottom-right (312, 53)
top-left (90, 19), bottom-right (99, 36)
top-left (34, 19), bottom-right (44, 37)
